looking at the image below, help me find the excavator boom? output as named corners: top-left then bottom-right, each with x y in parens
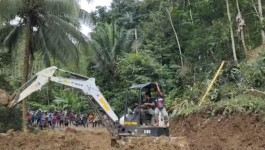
top-left (8, 66), bottom-right (57, 107)
top-left (0, 66), bottom-right (176, 147)
top-left (6, 66), bottom-right (118, 123)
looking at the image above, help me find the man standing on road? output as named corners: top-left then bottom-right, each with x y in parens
top-left (52, 114), bottom-right (57, 129)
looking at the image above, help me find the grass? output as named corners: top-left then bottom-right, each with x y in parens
top-left (171, 94), bottom-right (265, 118)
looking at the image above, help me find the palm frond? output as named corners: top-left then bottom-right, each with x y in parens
top-left (0, 23), bottom-right (23, 54)
top-left (33, 28), bottom-right (51, 66)
top-left (79, 9), bottom-right (93, 26)
top-left (47, 15), bottom-right (88, 44)
top-left (41, 25), bottom-right (80, 67)
top-left (44, 0), bottom-right (79, 19)
top-left (88, 23), bottom-right (135, 77)
top-left (0, 0), bottom-right (22, 22)
top-left (0, 0), bottom-right (89, 72)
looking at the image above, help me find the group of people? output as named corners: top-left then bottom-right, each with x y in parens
top-left (135, 83), bottom-right (169, 127)
top-left (26, 110), bottom-right (102, 129)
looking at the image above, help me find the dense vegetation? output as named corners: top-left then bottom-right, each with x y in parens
top-left (0, 0), bottom-right (265, 131)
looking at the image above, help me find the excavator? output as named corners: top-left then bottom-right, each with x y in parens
top-left (0, 66), bottom-right (173, 146)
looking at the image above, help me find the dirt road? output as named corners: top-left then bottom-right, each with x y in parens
top-left (0, 127), bottom-right (111, 150)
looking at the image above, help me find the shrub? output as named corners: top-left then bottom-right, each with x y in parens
top-left (0, 106), bottom-right (22, 132)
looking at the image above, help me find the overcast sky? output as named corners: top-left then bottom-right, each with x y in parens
top-left (80, 0), bottom-right (112, 35)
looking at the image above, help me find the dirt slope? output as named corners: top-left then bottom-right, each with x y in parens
top-left (171, 113), bottom-right (265, 149)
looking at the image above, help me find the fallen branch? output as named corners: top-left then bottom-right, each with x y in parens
top-left (245, 88), bottom-right (265, 96)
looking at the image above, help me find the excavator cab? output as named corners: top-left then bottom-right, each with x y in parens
top-left (120, 82), bottom-right (169, 137)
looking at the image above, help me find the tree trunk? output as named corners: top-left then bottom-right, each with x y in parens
top-left (22, 15), bottom-right (32, 132)
top-left (236, 0), bottom-right (248, 57)
top-left (253, 0), bottom-right (265, 44)
top-left (188, 0), bottom-right (194, 24)
top-left (166, 8), bottom-right (184, 67)
top-left (258, 0), bottom-right (265, 44)
top-left (226, 0), bottom-right (238, 65)
top-left (240, 31), bottom-right (247, 56)
top-left (135, 29), bottom-right (138, 53)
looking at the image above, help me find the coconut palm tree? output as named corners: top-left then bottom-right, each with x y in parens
top-left (0, 0), bottom-right (89, 131)
top-left (89, 23), bottom-right (134, 80)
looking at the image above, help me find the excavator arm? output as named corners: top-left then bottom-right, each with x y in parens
top-left (7, 66), bottom-right (119, 123)
top-left (0, 66), bottom-right (173, 146)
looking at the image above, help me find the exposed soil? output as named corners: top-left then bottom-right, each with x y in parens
top-left (171, 113), bottom-right (265, 149)
top-left (0, 127), bottom-right (112, 150)
top-left (1, 113), bottom-right (265, 150)
top-left (0, 127), bottom-right (183, 150)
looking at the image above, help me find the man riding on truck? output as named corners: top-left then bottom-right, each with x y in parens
top-left (140, 92), bottom-right (155, 126)
top-left (154, 83), bottom-right (169, 127)
top-left (140, 83), bottom-right (169, 127)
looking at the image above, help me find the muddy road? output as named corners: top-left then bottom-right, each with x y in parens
top-left (0, 127), bottom-right (183, 150)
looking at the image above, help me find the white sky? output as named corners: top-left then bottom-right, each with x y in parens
top-left (80, 0), bottom-right (112, 35)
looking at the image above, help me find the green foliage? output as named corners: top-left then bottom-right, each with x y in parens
top-left (0, 74), bottom-right (15, 93)
top-left (28, 101), bottom-right (55, 112)
top-left (52, 88), bottom-right (90, 113)
top-left (118, 52), bottom-right (162, 85)
top-left (86, 0), bottom-right (265, 117)
top-left (88, 22), bottom-right (134, 81)
top-left (0, 106), bottom-right (22, 132)
top-left (240, 55), bottom-right (265, 88)
top-left (172, 94), bottom-right (265, 118)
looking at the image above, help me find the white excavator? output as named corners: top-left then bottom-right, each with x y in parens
top-left (0, 66), bottom-right (172, 145)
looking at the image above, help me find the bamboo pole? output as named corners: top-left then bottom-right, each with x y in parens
top-left (199, 61), bottom-right (225, 106)
top-left (166, 8), bottom-right (184, 67)
top-left (226, 0), bottom-right (238, 65)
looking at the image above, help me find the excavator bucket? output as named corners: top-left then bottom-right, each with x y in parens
top-left (0, 90), bottom-right (11, 106)
top-left (111, 137), bottom-right (120, 148)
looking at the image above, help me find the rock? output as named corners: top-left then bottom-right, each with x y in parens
top-left (0, 133), bottom-right (8, 137)
top-left (0, 90), bottom-right (9, 105)
top-left (6, 129), bottom-right (14, 136)
top-left (65, 127), bottom-right (77, 134)
top-left (58, 134), bottom-right (65, 139)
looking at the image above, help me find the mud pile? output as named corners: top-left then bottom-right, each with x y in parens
top-left (0, 128), bottom-right (111, 150)
top-left (117, 135), bottom-right (186, 150)
top-left (171, 113), bottom-right (265, 149)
